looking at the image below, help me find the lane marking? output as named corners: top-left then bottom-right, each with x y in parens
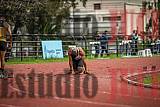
top-left (8, 85), bottom-right (132, 107)
top-left (0, 104), bottom-right (22, 107)
top-left (7, 74), bottom-right (160, 101)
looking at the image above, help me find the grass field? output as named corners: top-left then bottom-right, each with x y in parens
top-left (6, 57), bottom-right (69, 64)
top-left (144, 76), bottom-right (153, 84)
top-left (6, 54), bottom-right (160, 66)
top-left (6, 53), bottom-right (120, 64)
top-left (143, 74), bottom-right (160, 85)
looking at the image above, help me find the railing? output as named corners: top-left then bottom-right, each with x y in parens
top-left (5, 34), bottom-right (160, 61)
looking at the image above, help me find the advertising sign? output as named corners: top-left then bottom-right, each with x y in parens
top-left (42, 40), bottom-right (64, 59)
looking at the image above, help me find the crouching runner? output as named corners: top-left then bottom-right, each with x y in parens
top-left (68, 46), bottom-right (89, 74)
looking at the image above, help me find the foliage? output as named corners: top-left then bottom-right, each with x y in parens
top-left (0, 0), bottom-right (87, 34)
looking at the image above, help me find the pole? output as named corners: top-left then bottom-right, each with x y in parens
top-left (124, 2), bottom-right (127, 37)
top-left (158, 0), bottom-right (160, 36)
top-left (116, 38), bottom-right (119, 57)
top-left (73, 6), bottom-right (75, 38)
top-left (20, 37), bottom-right (23, 61)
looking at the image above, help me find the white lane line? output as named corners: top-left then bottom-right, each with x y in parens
top-left (53, 96), bottom-right (132, 107)
top-left (8, 75), bottom-right (160, 101)
top-left (8, 83), bottom-right (132, 107)
top-left (0, 104), bottom-right (22, 107)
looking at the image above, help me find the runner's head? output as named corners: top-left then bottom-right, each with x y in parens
top-left (0, 14), bottom-right (6, 20)
top-left (72, 47), bottom-right (78, 56)
top-left (0, 14), bottom-right (6, 27)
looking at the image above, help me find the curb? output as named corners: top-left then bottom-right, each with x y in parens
top-left (120, 70), bottom-right (160, 89)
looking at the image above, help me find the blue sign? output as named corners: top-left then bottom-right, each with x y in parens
top-left (42, 40), bottom-right (64, 59)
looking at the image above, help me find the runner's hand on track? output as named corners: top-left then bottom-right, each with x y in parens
top-left (83, 70), bottom-right (90, 74)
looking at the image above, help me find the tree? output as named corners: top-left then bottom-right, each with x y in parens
top-left (0, 0), bottom-right (87, 34)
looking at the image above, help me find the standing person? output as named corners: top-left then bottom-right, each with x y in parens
top-left (131, 30), bottom-right (136, 55)
top-left (0, 15), bottom-right (12, 72)
top-left (156, 36), bottom-right (160, 53)
top-left (131, 30), bottom-right (138, 55)
top-left (94, 31), bottom-right (101, 57)
top-left (134, 31), bottom-right (139, 54)
top-left (68, 46), bottom-right (89, 74)
top-left (99, 31), bottom-right (109, 57)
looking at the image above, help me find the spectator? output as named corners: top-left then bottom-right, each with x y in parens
top-left (151, 37), bottom-right (157, 53)
top-left (146, 36), bottom-right (152, 49)
top-left (94, 31), bottom-right (101, 57)
top-left (124, 36), bottom-right (132, 56)
top-left (131, 30), bottom-right (138, 55)
top-left (99, 31), bottom-right (109, 57)
top-left (156, 36), bottom-right (160, 53)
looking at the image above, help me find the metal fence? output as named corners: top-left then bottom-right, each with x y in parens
top-left (5, 34), bottom-right (160, 61)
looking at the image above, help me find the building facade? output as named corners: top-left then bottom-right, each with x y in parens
top-left (61, 0), bottom-right (145, 38)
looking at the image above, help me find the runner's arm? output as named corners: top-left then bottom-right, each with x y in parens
top-left (79, 47), bottom-right (88, 72)
top-left (68, 48), bottom-right (73, 71)
top-left (6, 23), bottom-right (12, 48)
top-left (82, 56), bottom-right (87, 71)
top-left (69, 55), bottom-right (73, 71)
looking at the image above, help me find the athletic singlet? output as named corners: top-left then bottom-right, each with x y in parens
top-left (68, 48), bottom-right (84, 61)
top-left (0, 20), bottom-right (8, 42)
top-left (71, 48), bottom-right (80, 61)
top-left (0, 27), bottom-right (7, 41)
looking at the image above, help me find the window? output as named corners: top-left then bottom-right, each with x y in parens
top-left (103, 16), bottom-right (121, 21)
top-left (103, 17), bottom-right (112, 21)
top-left (94, 3), bottom-right (101, 10)
top-left (70, 17), bottom-right (91, 22)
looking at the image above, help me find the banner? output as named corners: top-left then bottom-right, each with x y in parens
top-left (42, 40), bottom-right (64, 59)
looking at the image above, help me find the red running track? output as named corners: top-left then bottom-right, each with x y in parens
top-left (0, 56), bottom-right (160, 107)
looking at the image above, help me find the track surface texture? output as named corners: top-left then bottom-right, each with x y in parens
top-left (0, 56), bottom-right (160, 107)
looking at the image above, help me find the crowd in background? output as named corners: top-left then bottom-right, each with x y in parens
top-left (93, 30), bottom-right (160, 57)
top-left (118, 30), bottom-right (160, 56)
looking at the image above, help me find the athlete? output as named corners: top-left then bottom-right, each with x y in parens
top-left (68, 46), bottom-right (89, 74)
top-left (0, 15), bottom-right (12, 71)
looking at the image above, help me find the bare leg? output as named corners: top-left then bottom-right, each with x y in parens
top-left (0, 52), bottom-right (1, 70)
top-left (0, 51), bottom-right (6, 70)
